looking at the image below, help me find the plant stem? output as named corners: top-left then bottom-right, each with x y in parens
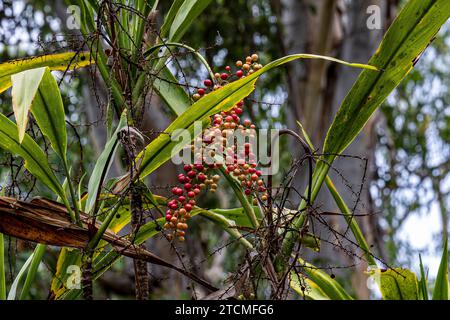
top-left (220, 167), bottom-right (259, 229)
top-left (62, 162), bottom-right (81, 225)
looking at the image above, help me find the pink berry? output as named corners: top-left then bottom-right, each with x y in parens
top-left (166, 214), bottom-right (172, 221)
top-left (178, 196), bottom-right (186, 202)
top-left (225, 66), bottom-right (231, 71)
top-left (184, 183), bottom-right (192, 190)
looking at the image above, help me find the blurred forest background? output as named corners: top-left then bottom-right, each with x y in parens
top-left (0, 0), bottom-right (448, 299)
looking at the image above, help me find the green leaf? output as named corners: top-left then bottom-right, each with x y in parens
top-left (7, 252), bottom-right (34, 300)
top-left (211, 207), bottom-right (262, 228)
top-left (0, 113), bottom-right (64, 198)
top-left (281, 0), bottom-right (450, 263)
top-left (19, 244), bottom-right (46, 300)
top-left (11, 68), bottom-right (45, 143)
top-left (85, 110), bottom-right (127, 214)
top-left (0, 52), bottom-right (92, 94)
top-left (12, 67), bottom-right (68, 161)
top-left (432, 237), bottom-right (448, 300)
top-left (378, 268), bottom-right (419, 300)
top-left (160, 0), bottom-right (185, 39)
top-left (296, 257), bottom-right (353, 300)
top-left (199, 210), bottom-right (253, 250)
top-left (137, 54), bottom-right (375, 179)
top-left (168, 0), bottom-right (213, 42)
top-left (419, 254), bottom-right (429, 300)
top-left (323, 0), bottom-right (450, 159)
top-left (290, 272), bottom-right (330, 300)
top-left (153, 67), bottom-right (191, 116)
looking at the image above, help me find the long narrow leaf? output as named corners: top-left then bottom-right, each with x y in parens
top-left (432, 237), bottom-right (448, 300)
top-left (0, 52), bottom-right (92, 93)
top-left (85, 110), bottom-right (127, 214)
top-left (19, 244), bottom-right (46, 300)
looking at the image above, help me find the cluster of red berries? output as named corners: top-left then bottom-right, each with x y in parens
top-left (164, 54), bottom-right (268, 242)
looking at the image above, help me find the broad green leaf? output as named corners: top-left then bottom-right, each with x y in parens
top-left (0, 113), bottom-right (64, 198)
top-left (168, 0), bottom-right (213, 42)
top-left (323, 0), bottom-right (450, 159)
top-left (50, 248), bottom-right (82, 299)
top-left (85, 111), bottom-right (128, 214)
top-left (378, 268), bottom-right (419, 300)
top-left (12, 67), bottom-right (68, 162)
top-left (137, 54), bottom-right (375, 179)
top-left (0, 52), bottom-right (92, 93)
top-left (11, 68), bottom-right (45, 142)
top-left (419, 254), bottom-right (429, 300)
top-left (432, 238), bottom-right (448, 300)
top-left (297, 257), bottom-right (353, 300)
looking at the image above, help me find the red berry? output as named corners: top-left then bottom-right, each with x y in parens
top-left (166, 209), bottom-right (172, 215)
top-left (256, 170), bottom-right (262, 176)
top-left (187, 191), bottom-right (195, 198)
top-left (178, 174), bottom-right (187, 183)
top-left (194, 164), bottom-right (204, 171)
top-left (184, 203), bottom-right (193, 212)
top-left (184, 164), bottom-right (192, 172)
top-left (198, 173), bottom-right (206, 182)
top-left (220, 73), bottom-right (228, 80)
top-left (178, 196), bottom-right (186, 202)
top-left (245, 189), bottom-right (252, 195)
top-left (193, 188), bottom-right (201, 195)
top-left (184, 183), bottom-right (192, 190)
top-left (237, 100), bottom-right (244, 107)
top-left (169, 203), bottom-right (178, 210)
top-left (225, 66), bottom-right (231, 71)
top-left (204, 79), bottom-right (213, 86)
top-left (198, 88), bottom-right (205, 95)
top-left (166, 214), bottom-right (172, 221)
top-left (236, 70), bottom-right (244, 78)
top-left (235, 107), bottom-right (243, 115)
top-left (187, 170), bottom-right (197, 178)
